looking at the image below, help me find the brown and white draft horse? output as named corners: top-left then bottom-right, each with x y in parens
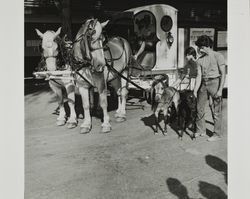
top-left (35, 27), bottom-right (77, 129)
top-left (72, 18), bottom-right (133, 134)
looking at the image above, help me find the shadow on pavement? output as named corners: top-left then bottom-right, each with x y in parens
top-left (25, 81), bottom-right (119, 120)
top-left (140, 113), bottom-right (165, 134)
top-left (205, 155), bottom-right (228, 184)
top-left (166, 178), bottom-right (200, 199)
top-left (25, 79), bottom-right (50, 96)
top-left (166, 178), bottom-right (189, 199)
top-left (198, 181), bottom-right (227, 199)
top-left (166, 177), bottom-right (227, 199)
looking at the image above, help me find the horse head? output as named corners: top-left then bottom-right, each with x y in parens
top-left (35, 27), bottom-right (61, 71)
top-left (151, 74), bottom-right (169, 103)
top-left (181, 90), bottom-right (197, 109)
top-left (73, 18), bottom-right (109, 72)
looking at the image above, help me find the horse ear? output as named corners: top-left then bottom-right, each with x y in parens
top-left (55, 27), bottom-right (62, 37)
top-left (101, 20), bottom-right (109, 28)
top-left (163, 80), bottom-right (169, 87)
top-left (35, 29), bottom-right (44, 38)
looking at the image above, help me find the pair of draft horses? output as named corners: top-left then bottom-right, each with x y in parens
top-left (36, 18), bottom-right (195, 138)
top-left (36, 19), bottom-right (132, 134)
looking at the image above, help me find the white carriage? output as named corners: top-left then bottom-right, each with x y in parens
top-left (123, 4), bottom-right (179, 90)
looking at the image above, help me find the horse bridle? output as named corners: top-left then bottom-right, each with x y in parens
top-left (153, 80), bottom-right (168, 97)
top-left (74, 19), bottom-right (104, 51)
top-left (41, 36), bottom-right (71, 72)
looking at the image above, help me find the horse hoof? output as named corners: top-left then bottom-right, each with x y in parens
top-left (114, 113), bottom-right (120, 118)
top-left (115, 117), bottom-right (126, 123)
top-left (67, 122), bottom-right (77, 129)
top-left (101, 126), bottom-right (111, 133)
top-left (80, 127), bottom-right (91, 134)
top-left (56, 120), bottom-right (66, 126)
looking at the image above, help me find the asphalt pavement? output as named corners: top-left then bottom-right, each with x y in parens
top-left (25, 86), bottom-right (227, 199)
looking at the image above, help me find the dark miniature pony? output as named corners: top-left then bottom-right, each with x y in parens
top-left (178, 90), bottom-right (197, 139)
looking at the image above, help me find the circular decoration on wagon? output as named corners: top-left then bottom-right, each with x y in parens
top-left (160, 16), bottom-right (173, 32)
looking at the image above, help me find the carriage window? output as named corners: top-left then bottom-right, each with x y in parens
top-left (160, 16), bottom-right (173, 32)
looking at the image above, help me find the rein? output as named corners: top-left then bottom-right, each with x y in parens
top-left (105, 59), bottom-right (146, 91)
top-left (104, 37), bottom-right (126, 62)
top-left (165, 75), bottom-right (187, 105)
top-left (153, 75), bottom-right (186, 106)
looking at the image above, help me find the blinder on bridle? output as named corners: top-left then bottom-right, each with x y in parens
top-left (86, 18), bottom-right (98, 38)
top-left (85, 18), bottom-right (105, 50)
top-left (74, 18), bottom-right (106, 72)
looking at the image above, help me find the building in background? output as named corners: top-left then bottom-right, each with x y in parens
top-left (24, 0), bottom-right (227, 79)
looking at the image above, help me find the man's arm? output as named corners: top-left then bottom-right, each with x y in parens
top-left (214, 53), bottom-right (226, 98)
top-left (134, 41), bottom-right (145, 60)
top-left (193, 64), bottom-right (202, 97)
top-left (215, 64), bottom-right (226, 98)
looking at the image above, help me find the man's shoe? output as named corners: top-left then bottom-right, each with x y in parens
top-left (207, 135), bottom-right (222, 142)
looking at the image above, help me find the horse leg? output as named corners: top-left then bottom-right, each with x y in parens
top-left (110, 77), bottom-right (122, 118)
top-left (179, 119), bottom-right (185, 140)
top-left (49, 81), bottom-right (66, 126)
top-left (89, 87), bottom-right (95, 111)
top-left (79, 87), bottom-right (92, 134)
top-left (65, 82), bottom-right (77, 129)
top-left (115, 71), bottom-right (128, 122)
top-left (99, 90), bottom-right (111, 133)
top-left (115, 93), bottom-right (122, 117)
top-left (154, 109), bottom-right (160, 134)
top-left (163, 109), bottom-right (168, 135)
top-left (177, 112), bottom-right (185, 140)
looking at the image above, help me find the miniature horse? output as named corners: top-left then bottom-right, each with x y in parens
top-left (72, 18), bottom-right (132, 134)
top-left (178, 90), bottom-right (197, 139)
top-left (150, 75), bottom-right (180, 135)
top-left (35, 27), bottom-right (77, 128)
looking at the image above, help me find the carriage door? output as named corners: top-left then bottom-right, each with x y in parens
top-left (134, 11), bottom-right (158, 70)
top-left (133, 5), bottom-right (178, 71)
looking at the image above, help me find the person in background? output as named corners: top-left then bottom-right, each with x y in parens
top-left (171, 46), bottom-right (198, 90)
top-left (193, 35), bottom-right (226, 141)
top-left (133, 15), bottom-right (156, 61)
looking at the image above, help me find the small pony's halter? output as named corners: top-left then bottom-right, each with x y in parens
top-left (153, 80), bottom-right (168, 97)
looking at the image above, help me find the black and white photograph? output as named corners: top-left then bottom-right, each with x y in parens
top-left (2, 0), bottom-right (250, 198)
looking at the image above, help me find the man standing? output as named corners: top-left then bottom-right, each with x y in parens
top-left (193, 35), bottom-right (226, 141)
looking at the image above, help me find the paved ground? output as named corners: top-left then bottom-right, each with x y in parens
top-left (25, 85), bottom-right (227, 199)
